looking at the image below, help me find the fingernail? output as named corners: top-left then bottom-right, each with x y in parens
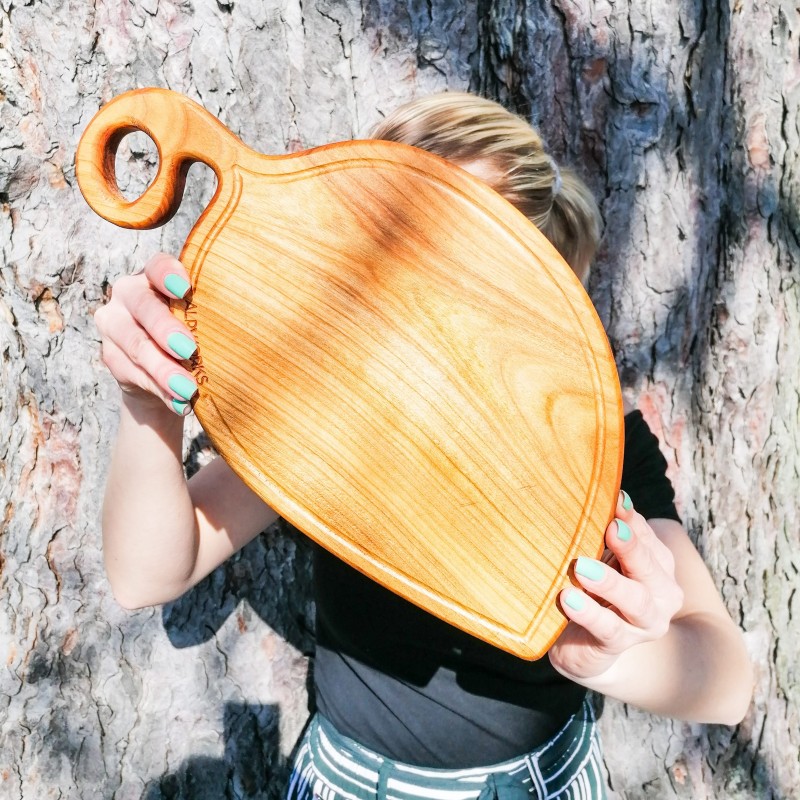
top-left (575, 556), bottom-right (605, 582)
top-left (167, 332), bottom-right (197, 360)
top-left (168, 374), bottom-right (198, 401)
top-left (171, 398), bottom-right (190, 416)
top-left (620, 490), bottom-right (633, 511)
top-left (164, 273), bottom-right (191, 299)
top-left (564, 589), bottom-right (586, 611)
top-left (616, 519), bottom-right (632, 542)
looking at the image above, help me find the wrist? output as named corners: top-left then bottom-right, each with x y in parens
top-left (120, 388), bottom-right (177, 416)
top-left (549, 648), bottom-right (624, 689)
top-left (120, 390), bottom-right (186, 429)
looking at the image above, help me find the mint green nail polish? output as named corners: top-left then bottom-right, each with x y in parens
top-left (616, 519), bottom-right (632, 542)
top-left (564, 590), bottom-right (586, 611)
top-left (171, 399), bottom-right (189, 415)
top-left (167, 332), bottom-right (197, 360)
top-left (575, 556), bottom-right (605, 582)
top-left (168, 374), bottom-right (197, 401)
top-left (164, 273), bottom-right (191, 299)
top-left (621, 490), bottom-right (633, 511)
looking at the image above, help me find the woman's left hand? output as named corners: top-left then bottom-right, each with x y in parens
top-left (548, 492), bottom-right (685, 682)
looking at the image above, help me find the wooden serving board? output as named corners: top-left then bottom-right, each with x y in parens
top-left (76, 88), bottom-right (623, 659)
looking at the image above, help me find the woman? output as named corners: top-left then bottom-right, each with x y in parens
top-left (94, 93), bottom-right (753, 799)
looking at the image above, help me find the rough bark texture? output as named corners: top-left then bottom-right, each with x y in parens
top-left (0, 0), bottom-right (797, 798)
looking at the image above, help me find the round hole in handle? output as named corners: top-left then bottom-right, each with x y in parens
top-left (113, 130), bottom-right (159, 202)
top-left (76, 88), bottom-right (240, 231)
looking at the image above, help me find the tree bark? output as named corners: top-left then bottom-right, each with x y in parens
top-left (0, 0), bottom-right (796, 798)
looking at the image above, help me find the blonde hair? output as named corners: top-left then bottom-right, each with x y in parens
top-left (369, 92), bottom-right (601, 282)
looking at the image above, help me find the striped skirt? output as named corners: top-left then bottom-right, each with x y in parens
top-left (286, 699), bottom-right (607, 800)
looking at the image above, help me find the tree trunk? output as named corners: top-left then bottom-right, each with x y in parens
top-left (0, 0), bottom-right (796, 797)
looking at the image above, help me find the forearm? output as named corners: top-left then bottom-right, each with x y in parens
top-left (576, 612), bottom-right (754, 724)
top-left (102, 394), bottom-right (199, 608)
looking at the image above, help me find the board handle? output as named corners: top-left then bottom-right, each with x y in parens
top-left (76, 88), bottom-right (242, 230)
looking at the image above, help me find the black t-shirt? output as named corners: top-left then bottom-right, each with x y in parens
top-left (312, 410), bottom-right (681, 767)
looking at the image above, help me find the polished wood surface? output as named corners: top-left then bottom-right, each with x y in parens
top-left (76, 88), bottom-right (623, 659)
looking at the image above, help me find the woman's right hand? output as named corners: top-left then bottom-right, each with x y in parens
top-left (93, 253), bottom-right (199, 416)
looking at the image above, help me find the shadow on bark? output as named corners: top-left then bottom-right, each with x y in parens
top-left (160, 524), bottom-right (315, 657)
top-left (165, 430), bottom-right (315, 652)
top-left (146, 428), bottom-right (314, 797)
top-left (143, 701), bottom-right (292, 800)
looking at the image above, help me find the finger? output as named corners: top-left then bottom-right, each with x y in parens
top-left (558, 588), bottom-right (638, 654)
top-left (615, 491), bottom-right (656, 542)
top-left (101, 338), bottom-right (192, 416)
top-left (143, 252), bottom-right (193, 300)
top-left (112, 272), bottom-right (198, 363)
top-left (604, 516), bottom-right (663, 586)
top-left (573, 556), bottom-right (656, 630)
top-left (103, 311), bottom-right (198, 403)
top-left (128, 285), bottom-right (198, 362)
top-left (618, 489), bottom-right (634, 516)
top-left (615, 491), bottom-right (666, 555)
top-left (613, 490), bottom-right (676, 573)
top-left (605, 493), bottom-right (674, 583)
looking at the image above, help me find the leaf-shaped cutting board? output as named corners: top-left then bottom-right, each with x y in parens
top-left (76, 88), bottom-right (623, 659)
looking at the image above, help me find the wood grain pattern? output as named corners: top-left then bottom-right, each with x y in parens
top-left (76, 88), bottom-right (623, 659)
